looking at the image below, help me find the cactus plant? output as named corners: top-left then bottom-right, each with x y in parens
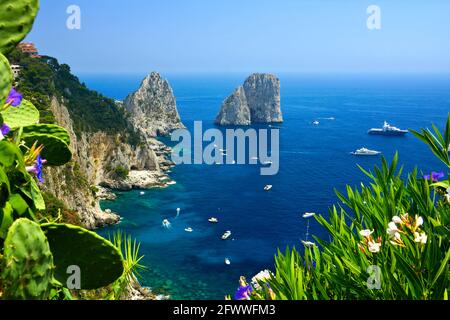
top-left (41, 223), bottom-right (124, 290)
top-left (1, 218), bottom-right (54, 299)
top-left (0, 0), bottom-right (40, 54)
top-left (1, 99), bottom-right (39, 129)
top-left (0, 53), bottom-right (12, 105)
top-left (22, 133), bottom-right (72, 166)
top-left (22, 124), bottom-right (71, 146)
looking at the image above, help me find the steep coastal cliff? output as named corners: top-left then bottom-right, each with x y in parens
top-left (215, 73), bottom-right (282, 125)
top-left (9, 49), bottom-right (182, 230)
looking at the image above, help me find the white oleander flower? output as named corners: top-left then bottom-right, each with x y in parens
top-left (251, 270), bottom-right (272, 289)
top-left (414, 232), bottom-right (428, 244)
top-left (392, 216), bottom-right (402, 224)
top-left (368, 240), bottom-right (382, 253)
top-left (415, 216), bottom-right (424, 229)
top-left (387, 222), bottom-right (399, 237)
top-left (359, 229), bottom-right (374, 238)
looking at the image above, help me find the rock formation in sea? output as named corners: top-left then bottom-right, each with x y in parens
top-left (215, 73), bottom-right (282, 125)
top-left (124, 72), bottom-right (184, 138)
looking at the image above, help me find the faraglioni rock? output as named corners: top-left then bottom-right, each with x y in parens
top-left (215, 73), bottom-right (282, 125)
top-left (124, 72), bottom-right (184, 138)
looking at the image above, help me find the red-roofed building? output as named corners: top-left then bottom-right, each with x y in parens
top-left (17, 42), bottom-right (40, 57)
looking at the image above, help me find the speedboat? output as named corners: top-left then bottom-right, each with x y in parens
top-left (208, 217), bottom-right (219, 223)
top-left (222, 231), bottom-right (232, 240)
top-left (351, 147), bottom-right (381, 156)
top-left (301, 240), bottom-right (316, 248)
top-left (264, 185), bottom-right (273, 191)
top-left (368, 121), bottom-right (408, 136)
top-left (225, 258), bottom-right (231, 265)
top-left (313, 120), bottom-right (320, 125)
top-left (166, 181), bottom-right (176, 185)
top-left (139, 191), bottom-right (145, 195)
top-left (162, 219), bottom-right (171, 228)
top-left (184, 227), bottom-right (193, 233)
top-left (302, 212), bottom-right (316, 218)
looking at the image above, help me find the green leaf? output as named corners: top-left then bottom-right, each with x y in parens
top-left (0, 53), bottom-right (12, 105)
top-left (22, 133), bottom-right (72, 166)
top-left (1, 99), bottom-right (40, 129)
top-left (9, 193), bottom-right (29, 216)
top-left (0, 0), bottom-right (40, 55)
top-left (21, 124), bottom-right (71, 146)
top-left (0, 202), bottom-right (14, 239)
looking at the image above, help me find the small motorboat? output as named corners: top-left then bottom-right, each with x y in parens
top-left (222, 231), bottom-right (232, 240)
top-left (301, 240), bottom-right (316, 248)
top-left (351, 147), bottom-right (381, 156)
top-left (162, 219), bottom-right (171, 229)
top-left (166, 181), bottom-right (177, 185)
top-left (264, 185), bottom-right (273, 191)
top-left (139, 191), bottom-right (145, 195)
top-left (313, 120), bottom-right (320, 125)
top-left (208, 217), bottom-right (219, 223)
top-left (224, 258), bottom-right (231, 265)
top-left (184, 227), bottom-right (193, 233)
top-left (302, 212), bottom-right (316, 218)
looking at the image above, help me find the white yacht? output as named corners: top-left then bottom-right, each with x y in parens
top-left (302, 212), bottom-right (316, 218)
top-left (368, 121), bottom-right (408, 136)
top-left (208, 217), bottom-right (219, 223)
top-left (264, 185), bottom-right (273, 191)
top-left (301, 240), bottom-right (316, 248)
top-left (225, 258), bottom-right (231, 265)
top-left (351, 147), bottom-right (382, 156)
top-left (222, 231), bottom-right (232, 240)
top-left (184, 227), bottom-right (193, 233)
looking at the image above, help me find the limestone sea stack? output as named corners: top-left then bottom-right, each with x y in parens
top-left (215, 73), bottom-right (282, 125)
top-left (124, 72), bottom-right (184, 138)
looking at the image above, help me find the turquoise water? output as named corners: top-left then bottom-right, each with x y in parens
top-left (82, 73), bottom-right (450, 300)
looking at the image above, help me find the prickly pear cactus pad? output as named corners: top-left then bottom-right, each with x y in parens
top-left (1, 99), bottom-right (39, 129)
top-left (0, 53), bottom-right (12, 105)
top-left (22, 133), bottom-right (72, 166)
top-left (41, 223), bottom-right (124, 290)
top-left (1, 218), bottom-right (54, 299)
top-left (0, 0), bottom-right (40, 54)
top-left (22, 124), bottom-right (71, 146)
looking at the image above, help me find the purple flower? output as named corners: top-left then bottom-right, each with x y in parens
top-left (26, 155), bottom-right (45, 183)
top-left (35, 154), bottom-right (44, 183)
top-left (424, 171), bottom-right (445, 182)
top-left (5, 88), bottom-right (22, 107)
top-left (1, 123), bottom-right (10, 135)
top-left (234, 285), bottom-right (252, 300)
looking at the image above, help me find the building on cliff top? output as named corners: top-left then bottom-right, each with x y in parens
top-left (17, 42), bottom-right (40, 58)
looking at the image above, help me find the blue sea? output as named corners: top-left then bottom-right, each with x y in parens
top-left (80, 73), bottom-right (450, 300)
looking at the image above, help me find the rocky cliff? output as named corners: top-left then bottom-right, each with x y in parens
top-left (124, 72), bottom-right (184, 138)
top-left (215, 73), bottom-right (282, 125)
top-left (42, 72), bottom-right (183, 230)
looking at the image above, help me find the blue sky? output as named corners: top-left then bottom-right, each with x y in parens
top-left (26, 0), bottom-right (450, 74)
